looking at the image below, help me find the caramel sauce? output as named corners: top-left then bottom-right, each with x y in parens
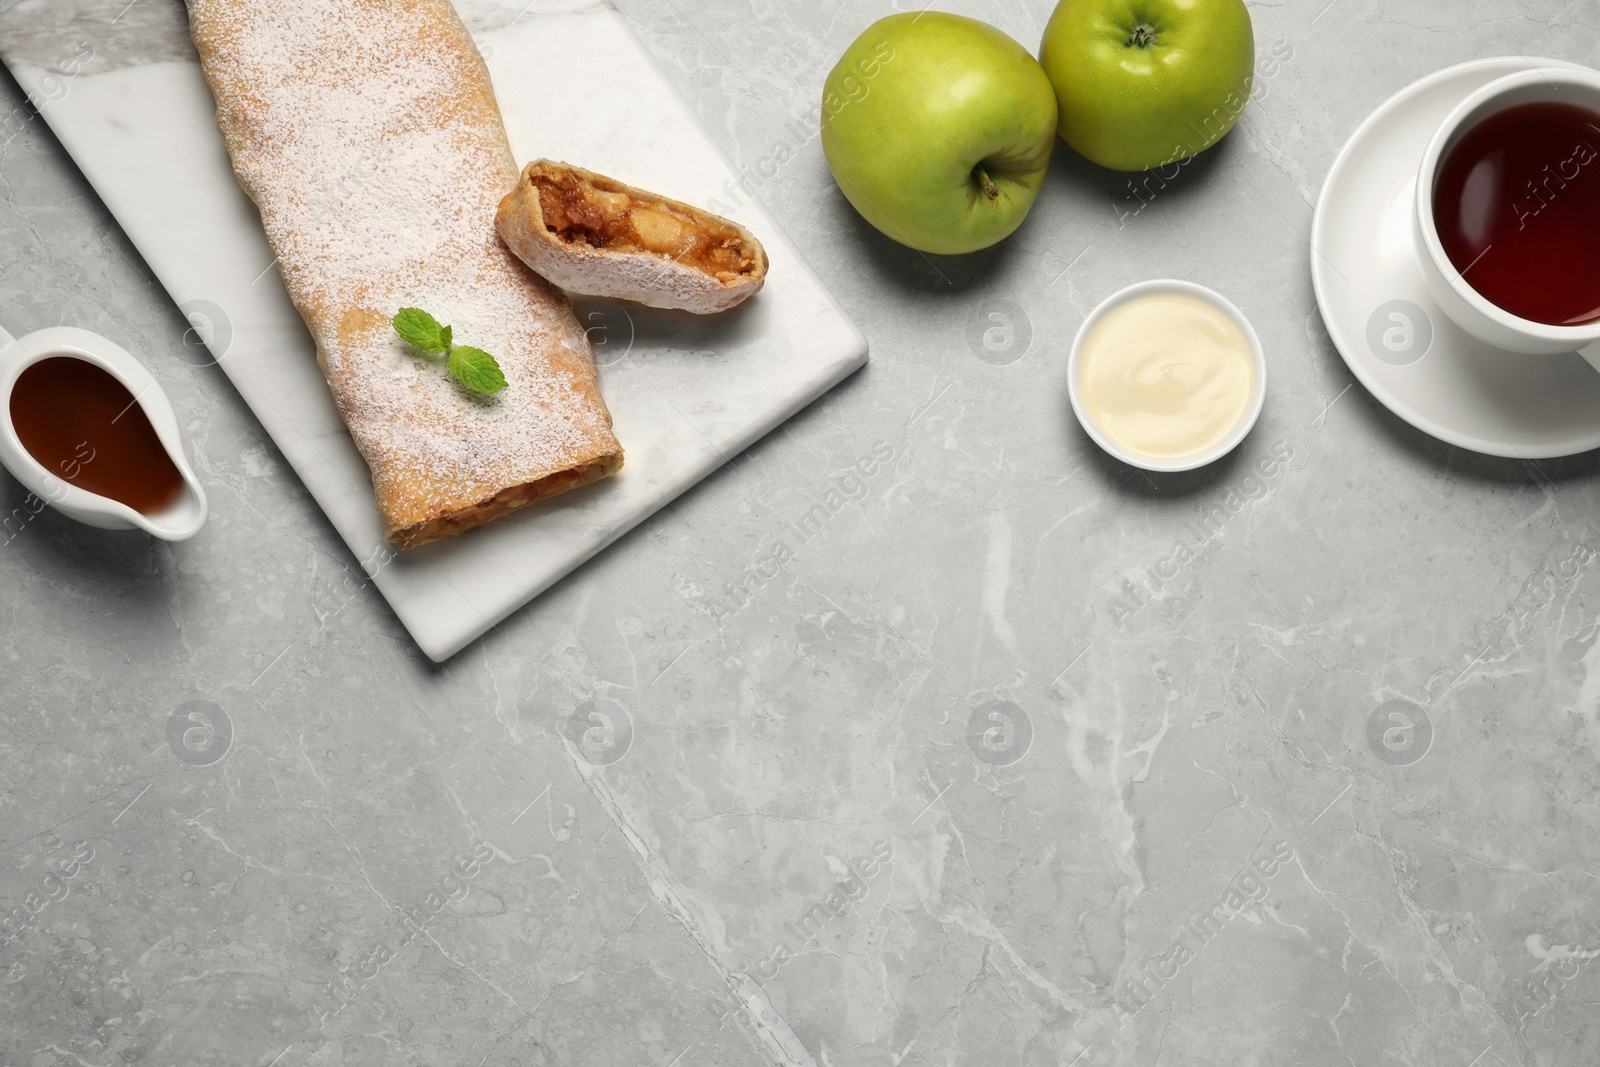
top-left (10, 356), bottom-right (184, 515)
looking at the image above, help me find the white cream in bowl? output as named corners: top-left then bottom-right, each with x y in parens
top-left (1068, 281), bottom-right (1266, 472)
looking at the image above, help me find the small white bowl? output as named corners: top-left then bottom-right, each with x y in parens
top-left (1067, 279), bottom-right (1267, 473)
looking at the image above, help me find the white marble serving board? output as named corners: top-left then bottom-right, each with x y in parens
top-left (0, 0), bottom-right (866, 661)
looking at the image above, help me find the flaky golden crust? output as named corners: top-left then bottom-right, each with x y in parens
top-left (390, 454), bottom-right (623, 549)
top-left (497, 160), bottom-right (768, 314)
top-left (187, 0), bottom-right (622, 547)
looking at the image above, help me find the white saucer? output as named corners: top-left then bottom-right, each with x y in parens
top-left (1311, 56), bottom-right (1600, 459)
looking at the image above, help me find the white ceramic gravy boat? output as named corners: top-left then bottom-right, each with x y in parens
top-left (0, 321), bottom-right (207, 541)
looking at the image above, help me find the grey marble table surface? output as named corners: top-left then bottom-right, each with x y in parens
top-left (4, 1), bottom-right (1600, 1065)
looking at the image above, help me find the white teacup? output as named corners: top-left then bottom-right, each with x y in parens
top-left (1413, 67), bottom-right (1600, 362)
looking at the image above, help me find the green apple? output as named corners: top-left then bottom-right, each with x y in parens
top-left (1039, 0), bottom-right (1255, 172)
top-left (821, 13), bottom-right (1058, 255)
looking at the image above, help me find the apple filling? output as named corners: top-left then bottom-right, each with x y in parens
top-left (530, 164), bottom-right (761, 283)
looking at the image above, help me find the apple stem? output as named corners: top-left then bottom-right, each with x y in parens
top-left (974, 165), bottom-right (1001, 201)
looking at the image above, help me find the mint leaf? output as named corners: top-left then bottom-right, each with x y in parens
top-left (449, 345), bottom-right (507, 395)
top-left (394, 307), bottom-right (506, 394)
top-left (393, 307), bottom-right (451, 353)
